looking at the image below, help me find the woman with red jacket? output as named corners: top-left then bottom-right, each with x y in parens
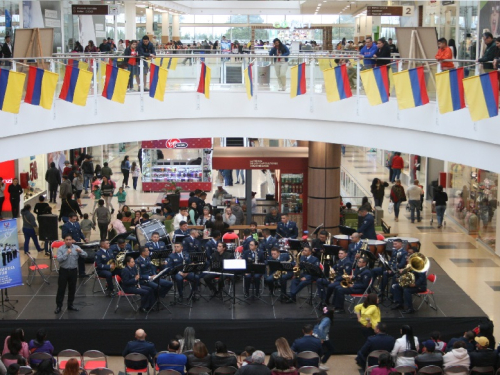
top-left (391, 152), bottom-right (404, 182)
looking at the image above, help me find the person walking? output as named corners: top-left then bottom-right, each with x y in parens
top-left (8, 178), bottom-right (23, 218)
top-left (121, 156), bottom-right (131, 188)
top-left (100, 176), bottom-right (115, 214)
top-left (269, 38), bottom-right (290, 91)
top-left (93, 199), bottom-right (111, 241)
top-left (131, 162), bottom-right (141, 190)
top-left (407, 180), bottom-right (424, 223)
top-left (45, 162), bottom-right (61, 203)
top-left (370, 178), bottom-right (389, 208)
top-left (391, 152), bottom-right (404, 182)
top-left (433, 185), bottom-right (448, 229)
top-left (21, 204), bottom-right (43, 254)
top-left (72, 172), bottom-right (84, 206)
top-left (389, 180), bottom-right (406, 222)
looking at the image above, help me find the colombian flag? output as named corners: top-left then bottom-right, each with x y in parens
top-left (59, 65), bottom-right (93, 106)
top-left (149, 63), bottom-right (168, 102)
top-left (360, 66), bottom-right (390, 106)
top-left (102, 64), bottom-right (130, 104)
top-left (24, 66), bottom-right (59, 110)
top-left (463, 71), bottom-right (499, 122)
top-left (290, 63), bottom-right (307, 98)
top-left (244, 64), bottom-right (253, 100)
top-left (68, 59), bottom-right (89, 71)
top-left (197, 62), bottom-right (211, 99)
top-left (323, 65), bottom-right (352, 103)
top-left (0, 70), bottom-right (26, 114)
top-left (158, 57), bottom-right (177, 71)
top-left (393, 67), bottom-right (429, 110)
top-left (436, 67), bottom-right (465, 115)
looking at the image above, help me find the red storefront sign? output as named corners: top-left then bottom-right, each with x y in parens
top-left (142, 138), bottom-right (212, 149)
top-left (0, 161), bottom-right (16, 212)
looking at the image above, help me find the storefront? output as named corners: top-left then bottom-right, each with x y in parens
top-left (140, 138), bottom-right (213, 192)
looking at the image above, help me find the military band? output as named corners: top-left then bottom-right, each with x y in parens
top-left (348, 233), bottom-right (363, 265)
top-left (167, 243), bottom-right (199, 302)
top-left (332, 257), bottom-right (372, 313)
top-left (242, 240), bottom-right (265, 297)
top-left (121, 256), bottom-right (155, 312)
top-left (174, 221), bottom-right (190, 237)
top-left (182, 229), bottom-right (201, 253)
top-left (259, 228), bottom-right (278, 255)
top-left (276, 214), bottom-right (299, 239)
top-left (264, 248), bottom-right (294, 299)
top-left (287, 246), bottom-right (320, 303)
top-left (204, 242), bottom-right (234, 296)
top-left (371, 238), bottom-right (407, 299)
top-left (144, 232), bottom-right (166, 252)
top-left (317, 248), bottom-right (352, 304)
top-left (136, 247), bottom-right (173, 298)
top-left (111, 238), bottom-right (132, 255)
top-left (204, 230), bottom-right (221, 259)
top-left (95, 240), bottom-right (122, 297)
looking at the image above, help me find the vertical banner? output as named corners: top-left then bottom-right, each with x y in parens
top-left (0, 219), bottom-right (22, 289)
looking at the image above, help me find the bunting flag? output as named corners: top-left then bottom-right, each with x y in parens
top-left (24, 66), bottom-right (59, 110)
top-left (323, 65), bottom-right (353, 103)
top-left (244, 64), bottom-right (253, 100)
top-left (463, 71), bottom-right (499, 122)
top-left (197, 62), bottom-right (211, 99)
top-left (0, 70), bottom-right (26, 114)
top-left (158, 57), bottom-right (178, 71)
top-left (393, 66), bottom-right (429, 110)
top-left (149, 63), bottom-right (168, 102)
top-left (59, 65), bottom-right (93, 106)
top-left (290, 62), bottom-right (307, 98)
top-left (436, 67), bottom-right (465, 115)
top-left (102, 64), bottom-right (130, 104)
top-left (68, 59), bottom-right (89, 71)
top-left (360, 66), bottom-right (390, 106)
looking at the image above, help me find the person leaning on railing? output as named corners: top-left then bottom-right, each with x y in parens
top-left (138, 35), bottom-right (156, 91)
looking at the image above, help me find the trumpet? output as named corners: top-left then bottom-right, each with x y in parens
top-left (340, 270), bottom-right (354, 288)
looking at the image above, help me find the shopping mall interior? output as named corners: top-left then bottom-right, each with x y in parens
top-left (1, 0), bottom-right (500, 374)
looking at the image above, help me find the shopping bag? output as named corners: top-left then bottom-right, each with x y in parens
top-left (388, 202), bottom-right (394, 214)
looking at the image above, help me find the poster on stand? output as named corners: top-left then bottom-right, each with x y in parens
top-left (0, 219), bottom-right (23, 289)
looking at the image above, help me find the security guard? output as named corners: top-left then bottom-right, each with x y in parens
top-left (94, 239), bottom-right (121, 297)
top-left (242, 240), bottom-right (265, 298)
top-left (276, 214), bottom-right (298, 239)
top-left (392, 270), bottom-right (427, 314)
top-left (205, 230), bottom-right (221, 259)
top-left (332, 257), bottom-right (372, 313)
top-left (264, 247), bottom-right (294, 298)
top-left (204, 242), bottom-right (233, 296)
top-left (167, 243), bottom-right (198, 302)
top-left (259, 228), bottom-right (278, 255)
top-left (136, 247), bottom-right (173, 299)
top-left (372, 238), bottom-right (407, 298)
top-left (318, 249), bottom-right (352, 304)
top-left (145, 232), bottom-right (166, 252)
top-left (121, 256), bottom-right (155, 312)
top-left (287, 246), bottom-right (320, 303)
top-left (61, 213), bottom-right (88, 277)
top-left (182, 229), bottom-right (201, 253)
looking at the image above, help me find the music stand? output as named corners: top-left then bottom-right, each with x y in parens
top-left (246, 263), bottom-right (268, 304)
top-left (300, 262), bottom-right (323, 316)
top-left (167, 263), bottom-right (190, 308)
top-left (174, 235), bottom-right (187, 244)
top-left (146, 267), bottom-right (172, 317)
top-left (223, 259), bottom-right (248, 309)
top-left (268, 261), bottom-right (294, 305)
top-left (360, 250), bottom-right (377, 268)
top-left (150, 249), bottom-right (172, 269)
top-left (181, 263), bottom-right (206, 305)
top-left (339, 225), bottom-right (356, 235)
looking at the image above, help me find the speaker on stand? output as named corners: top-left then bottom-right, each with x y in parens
top-left (38, 214), bottom-right (59, 272)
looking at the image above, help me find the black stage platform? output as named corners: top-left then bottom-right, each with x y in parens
top-left (0, 257), bottom-right (488, 355)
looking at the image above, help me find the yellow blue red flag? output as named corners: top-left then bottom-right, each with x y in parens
top-left (24, 66), bottom-right (59, 110)
top-left (59, 65), bottom-right (93, 106)
top-left (149, 63), bottom-right (168, 102)
top-left (323, 65), bottom-right (353, 103)
top-left (290, 63), bottom-right (307, 98)
top-left (157, 57), bottom-right (178, 71)
top-left (197, 63), bottom-right (211, 99)
top-left (0, 70), bottom-right (26, 114)
top-left (393, 66), bottom-right (429, 110)
top-left (436, 67), bottom-right (466, 115)
top-left (244, 64), bottom-right (253, 100)
top-left (102, 64), bottom-right (130, 104)
top-left (360, 66), bottom-right (390, 106)
top-left (463, 71), bottom-right (499, 122)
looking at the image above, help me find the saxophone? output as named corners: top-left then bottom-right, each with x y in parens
top-left (292, 250), bottom-right (302, 278)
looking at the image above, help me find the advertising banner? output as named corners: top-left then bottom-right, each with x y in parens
top-left (0, 219), bottom-right (23, 289)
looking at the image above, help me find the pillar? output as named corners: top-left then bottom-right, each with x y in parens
top-left (172, 14), bottom-right (180, 41)
top-left (307, 142), bottom-right (341, 235)
top-left (162, 12), bottom-right (170, 42)
top-left (124, 1), bottom-right (136, 41)
top-left (146, 7), bottom-right (154, 35)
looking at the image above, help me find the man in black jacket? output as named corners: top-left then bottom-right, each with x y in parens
top-left (137, 35), bottom-right (156, 91)
top-left (2, 35), bottom-right (12, 68)
top-left (469, 336), bottom-right (497, 370)
top-left (291, 324), bottom-right (322, 367)
top-left (356, 322), bottom-right (396, 369)
top-left (45, 162), bottom-right (61, 203)
top-left (415, 340), bottom-right (443, 369)
top-left (81, 155), bottom-right (94, 194)
top-left (478, 32), bottom-right (498, 71)
top-left (122, 329), bottom-right (157, 368)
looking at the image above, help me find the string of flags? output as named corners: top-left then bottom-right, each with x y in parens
top-left (0, 59), bottom-right (498, 122)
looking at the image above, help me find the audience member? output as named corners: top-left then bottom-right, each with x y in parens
top-left (211, 341), bottom-right (238, 370)
top-left (290, 324), bottom-right (322, 367)
top-left (371, 353), bottom-right (395, 375)
top-left (447, 331), bottom-right (476, 352)
top-left (179, 326), bottom-right (199, 353)
top-left (235, 351), bottom-right (271, 375)
top-left (35, 359), bottom-right (56, 375)
top-left (267, 337), bottom-right (297, 371)
top-left (241, 346), bottom-right (256, 367)
top-left (62, 358), bottom-right (81, 375)
top-left (2, 329), bottom-right (30, 367)
top-left (6, 364), bottom-right (19, 375)
top-left (186, 341), bottom-right (211, 371)
top-left (415, 340), bottom-right (443, 368)
top-left (313, 307), bottom-right (334, 370)
top-left (354, 293), bottom-right (381, 338)
top-left (122, 329), bottom-right (156, 369)
top-left (443, 341), bottom-right (470, 373)
top-left (391, 325), bottom-right (419, 367)
top-left (468, 336), bottom-right (496, 370)
top-left (356, 323), bottom-right (396, 369)
top-left (430, 331), bottom-right (447, 352)
top-left (475, 321), bottom-right (496, 350)
top-left (157, 340), bottom-right (187, 374)
top-left (28, 329), bottom-right (54, 366)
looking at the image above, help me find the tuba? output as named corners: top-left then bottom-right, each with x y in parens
top-left (398, 253), bottom-right (430, 288)
top-left (293, 250), bottom-right (302, 278)
top-left (340, 270), bottom-right (354, 288)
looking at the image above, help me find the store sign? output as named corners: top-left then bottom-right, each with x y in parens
top-left (71, 5), bottom-right (109, 15)
top-left (141, 138), bottom-right (212, 149)
top-left (250, 160), bottom-right (279, 168)
top-left (367, 6), bottom-right (414, 16)
top-left (165, 139), bottom-right (188, 149)
top-left (0, 161), bottom-right (16, 211)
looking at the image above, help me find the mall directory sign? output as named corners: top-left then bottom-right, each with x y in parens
top-left (72, 5), bottom-right (109, 15)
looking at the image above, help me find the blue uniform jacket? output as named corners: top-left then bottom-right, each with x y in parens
top-left (110, 243), bottom-right (132, 256)
top-left (61, 221), bottom-right (85, 242)
top-left (242, 236), bottom-right (254, 252)
top-left (348, 241), bottom-right (363, 263)
top-left (242, 249), bottom-right (265, 264)
top-left (205, 239), bottom-right (219, 259)
top-left (298, 255), bottom-right (320, 279)
top-left (121, 266), bottom-right (140, 288)
top-left (358, 214), bottom-right (377, 240)
top-left (174, 229), bottom-right (189, 236)
top-left (145, 240), bottom-right (166, 252)
top-left (266, 253), bottom-right (294, 275)
top-left (333, 257), bottom-right (352, 282)
top-left (291, 335), bottom-right (322, 367)
top-left (276, 221), bottom-right (298, 239)
top-left (167, 252), bottom-right (190, 272)
top-left (413, 271), bottom-right (427, 290)
top-left (352, 267), bottom-right (372, 289)
top-left (259, 236), bottom-right (278, 253)
top-left (136, 255), bottom-right (157, 280)
top-left (95, 248), bottom-right (114, 271)
top-left (122, 339), bottom-right (157, 367)
top-left (389, 248), bottom-right (408, 270)
top-left (358, 333), bottom-right (396, 366)
top-left (182, 236), bottom-right (201, 253)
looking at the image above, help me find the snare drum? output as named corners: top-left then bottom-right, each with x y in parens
top-left (136, 219), bottom-right (170, 247)
top-left (367, 240), bottom-right (386, 255)
top-left (333, 235), bottom-right (351, 250)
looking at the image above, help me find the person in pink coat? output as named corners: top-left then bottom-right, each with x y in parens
top-left (2, 328), bottom-right (29, 367)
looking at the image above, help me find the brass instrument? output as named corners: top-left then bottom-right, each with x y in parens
top-left (293, 250), bottom-right (302, 278)
top-left (340, 270), bottom-right (354, 288)
top-left (107, 251), bottom-right (126, 270)
top-left (398, 253), bottom-right (430, 288)
top-left (352, 239), bottom-right (369, 268)
top-left (328, 267), bottom-right (336, 282)
top-left (273, 270), bottom-right (282, 279)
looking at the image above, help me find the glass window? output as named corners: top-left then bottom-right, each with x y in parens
top-left (286, 15), bottom-right (303, 23)
top-left (195, 27), bottom-right (214, 41)
top-left (339, 15), bottom-right (355, 24)
top-left (230, 15), bottom-right (248, 23)
top-left (249, 15), bottom-right (265, 24)
top-left (302, 15), bottom-right (321, 24)
top-left (180, 15), bottom-right (194, 23)
top-left (213, 27), bottom-right (230, 40)
top-left (267, 15), bottom-right (285, 25)
top-left (195, 15), bottom-right (212, 23)
top-left (228, 26), bottom-right (250, 41)
top-left (180, 26), bottom-right (195, 41)
top-left (321, 15), bottom-right (337, 24)
top-left (213, 15), bottom-right (230, 23)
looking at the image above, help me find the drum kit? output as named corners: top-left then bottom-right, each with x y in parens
top-left (135, 219), bottom-right (172, 249)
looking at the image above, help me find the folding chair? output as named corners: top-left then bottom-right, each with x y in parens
top-left (158, 371), bottom-right (181, 375)
top-left (470, 367), bottom-right (495, 375)
top-left (365, 366), bottom-right (378, 375)
top-left (443, 365), bottom-right (470, 374)
top-left (114, 276), bottom-right (139, 313)
top-left (394, 365), bottom-right (417, 374)
top-left (83, 350), bottom-right (108, 371)
top-left (89, 368), bottom-right (114, 375)
top-left (19, 366), bottom-right (33, 375)
top-left (213, 366), bottom-right (238, 375)
top-left (153, 351), bottom-right (169, 375)
top-left (418, 365), bottom-right (443, 374)
top-left (297, 352), bottom-right (320, 368)
top-left (29, 352), bottom-right (54, 369)
top-left (84, 263), bottom-right (106, 294)
top-left (124, 353), bottom-right (150, 375)
top-left (26, 252), bottom-right (50, 286)
top-left (57, 349), bottom-right (82, 370)
top-left (50, 240), bottom-right (65, 273)
top-left (414, 274), bottom-right (437, 311)
top-left (365, 350), bottom-right (390, 372)
top-left (187, 367), bottom-right (211, 375)
top-left (297, 366), bottom-right (320, 374)
top-left (347, 278), bottom-right (373, 313)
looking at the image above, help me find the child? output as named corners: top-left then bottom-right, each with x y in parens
top-left (250, 221), bottom-right (260, 241)
top-left (91, 184), bottom-right (102, 212)
top-left (80, 213), bottom-right (94, 240)
top-left (114, 187), bottom-right (127, 211)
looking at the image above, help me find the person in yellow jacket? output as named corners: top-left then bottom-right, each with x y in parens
top-left (354, 292), bottom-right (381, 338)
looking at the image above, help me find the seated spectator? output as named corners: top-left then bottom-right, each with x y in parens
top-left (179, 327), bottom-right (199, 353)
top-left (415, 340), bottom-right (443, 369)
top-left (240, 346), bottom-right (256, 367)
top-left (62, 358), bottom-right (83, 375)
top-left (211, 341), bottom-right (238, 370)
top-left (186, 341), bottom-right (211, 371)
top-left (35, 359), bottom-right (56, 375)
top-left (28, 329), bottom-right (54, 367)
top-left (371, 353), bottom-right (395, 375)
top-left (2, 329), bottom-right (30, 367)
top-left (391, 325), bottom-right (419, 367)
top-left (474, 321), bottom-right (496, 350)
top-left (356, 323), bottom-right (396, 369)
top-left (122, 329), bottom-right (156, 369)
top-left (122, 211), bottom-right (133, 223)
top-left (443, 341), bottom-right (470, 373)
top-left (447, 331), bottom-right (476, 353)
top-left (291, 324), bottom-right (322, 368)
top-left (430, 331), bottom-right (447, 352)
top-left (6, 365), bottom-right (19, 375)
top-left (469, 336), bottom-right (496, 370)
top-left (235, 351), bottom-right (271, 375)
top-left (267, 337), bottom-right (297, 370)
top-left (157, 340), bottom-right (187, 375)
top-left (342, 202), bottom-right (358, 215)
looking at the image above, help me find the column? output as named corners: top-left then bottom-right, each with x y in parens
top-left (162, 12), bottom-right (170, 42)
top-left (124, 1), bottom-right (136, 41)
top-left (307, 142), bottom-right (341, 235)
top-left (146, 7), bottom-right (154, 35)
top-left (172, 14), bottom-right (180, 41)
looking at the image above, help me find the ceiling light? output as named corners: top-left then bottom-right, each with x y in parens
top-left (136, 4), bottom-right (147, 8)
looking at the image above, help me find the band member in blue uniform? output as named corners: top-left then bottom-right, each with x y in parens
top-left (317, 248), bottom-right (352, 304)
top-left (372, 238), bottom-right (407, 298)
top-left (259, 228), bottom-right (278, 255)
top-left (94, 239), bottom-right (121, 297)
top-left (121, 256), bottom-right (155, 312)
top-left (242, 240), bottom-right (265, 298)
top-left (242, 229), bottom-right (254, 251)
top-left (357, 208), bottom-right (377, 240)
top-left (276, 214), bottom-right (298, 239)
top-left (145, 232), bottom-right (166, 252)
top-left (287, 246), bottom-right (320, 303)
top-left (204, 242), bottom-right (234, 296)
top-left (332, 257), bottom-right (372, 313)
top-left (174, 221), bottom-right (190, 237)
top-left (348, 233), bottom-right (363, 265)
top-left (167, 243), bottom-right (199, 302)
top-left (204, 230), bottom-right (221, 259)
top-left (391, 270), bottom-right (427, 314)
top-left (110, 238), bottom-right (132, 257)
top-left (136, 247), bottom-right (173, 299)
top-left (264, 247), bottom-right (294, 298)
top-left (182, 229), bottom-right (201, 253)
